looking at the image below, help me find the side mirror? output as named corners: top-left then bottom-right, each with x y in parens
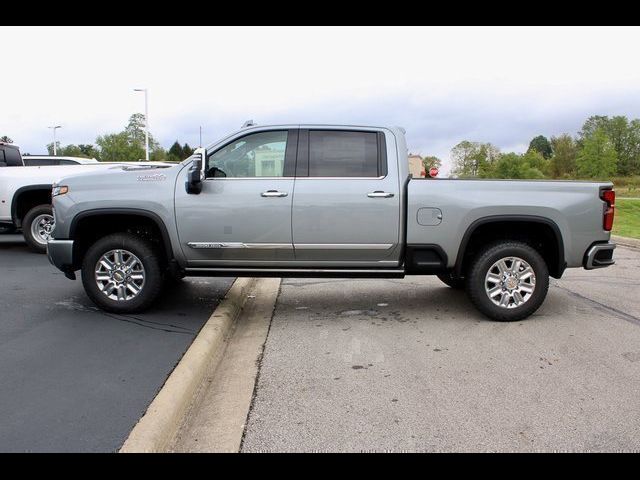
top-left (186, 148), bottom-right (205, 194)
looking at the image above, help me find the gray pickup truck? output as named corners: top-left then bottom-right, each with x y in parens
top-left (47, 124), bottom-right (616, 321)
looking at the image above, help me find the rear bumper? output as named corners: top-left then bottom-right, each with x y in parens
top-left (583, 242), bottom-right (616, 269)
top-left (47, 239), bottom-right (76, 279)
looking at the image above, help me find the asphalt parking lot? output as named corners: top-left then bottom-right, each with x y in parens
top-left (3, 229), bottom-right (639, 453)
top-left (242, 246), bottom-right (640, 452)
top-left (0, 234), bottom-right (233, 452)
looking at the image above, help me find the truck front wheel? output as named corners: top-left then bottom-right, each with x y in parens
top-left (23, 204), bottom-right (55, 253)
top-left (466, 241), bottom-right (549, 322)
top-left (81, 233), bottom-right (164, 313)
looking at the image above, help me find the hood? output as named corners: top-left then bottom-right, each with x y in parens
top-left (57, 163), bottom-right (179, 186)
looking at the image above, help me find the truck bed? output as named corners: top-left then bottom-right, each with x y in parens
top-left (406, 178), bottom-right (612, 269)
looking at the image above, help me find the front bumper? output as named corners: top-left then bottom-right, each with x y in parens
top-left (47, 239), bottom-right (76, 279)
top-left (584, 242), bottom-right (616, 270)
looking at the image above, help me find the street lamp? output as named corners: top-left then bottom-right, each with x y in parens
top-left (133, 88), bottom-right (149, 161)
top-left (48, 125), bottom-right (62, 155)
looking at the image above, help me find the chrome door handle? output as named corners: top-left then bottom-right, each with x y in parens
top-left (261, 190), bottom-right (288, 198)
top-left (367, 191), bottom-right (394, 198)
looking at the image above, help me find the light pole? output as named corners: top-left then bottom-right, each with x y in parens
top-left (134, 88), bottom-right (149, 161)
top-left (48, 125), bottom-right (62, 155)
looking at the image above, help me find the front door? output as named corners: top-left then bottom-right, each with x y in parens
top-left (175, 129), bottom-right (297, 267)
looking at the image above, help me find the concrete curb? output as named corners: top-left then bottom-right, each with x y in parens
top-left (613, 235), bottom-right (640, 250)
top-left (119, 277), bottom-right (257, 453)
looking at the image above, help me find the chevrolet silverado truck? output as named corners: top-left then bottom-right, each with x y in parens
top-left (1, 142), bottom-right (169, 252)
top-left (47, 124), bottom-right (616, 321)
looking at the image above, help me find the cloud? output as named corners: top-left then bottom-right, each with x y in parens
top-left (3, 26), bottom-right (640, 174)
top-left (161, 87), bottom-right (640, 174)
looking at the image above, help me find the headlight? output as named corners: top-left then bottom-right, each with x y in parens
top-left (52, 185), bottom-right (69, 197)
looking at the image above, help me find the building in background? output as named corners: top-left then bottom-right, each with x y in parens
top-left (408, 154), bottom-right (425, 177)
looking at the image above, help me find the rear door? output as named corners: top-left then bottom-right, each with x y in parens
top-left (291, 128), bottom-right (401, 266)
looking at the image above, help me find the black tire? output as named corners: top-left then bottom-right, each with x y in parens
top-left (22, 204), bottom-right (54, 253)
top-left (466, 241), bottom-right (549, 322)
top-left (81, 233), bottom-right (164, 313)
top-left (437, 273), bottom-right (465, 290)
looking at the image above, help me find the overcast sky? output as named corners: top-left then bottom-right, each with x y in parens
top-left (3, 26), bottom-right (640, 173)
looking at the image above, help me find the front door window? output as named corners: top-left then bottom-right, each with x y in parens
top-left (206, 131), bottom-right (288, 178)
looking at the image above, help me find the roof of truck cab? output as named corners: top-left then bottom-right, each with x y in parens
top-left (241, 123), bottom-right (403, 130)
top-left (205, 124), bottom-right (406, 150)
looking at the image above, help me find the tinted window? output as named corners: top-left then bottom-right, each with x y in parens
top-left (4, 147), bottom-right (22, 167)
top-left (58, 160), bottom-right (79, 165)
top-left (206, 130), bottom-right (288, 178)
top-left (0, 150), bottom-right (6, 167)
top-left (308, 130), bottom-right (378, 177)
top-left (23, 158), bottom-right (58, 166)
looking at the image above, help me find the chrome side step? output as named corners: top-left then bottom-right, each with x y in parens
top-left (184, 268), bottom-right (406, 278)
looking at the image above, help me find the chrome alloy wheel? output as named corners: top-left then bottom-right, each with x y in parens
top-left (95, 249), bottom-right (146, 301)
top-left (484, 256), bottom-right (536, 309)
top-left (31, 213), bottom-right (55, 245)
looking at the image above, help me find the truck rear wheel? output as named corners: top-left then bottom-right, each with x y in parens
top-left (81, 233), bottom-right (164, 313)
top-left (23, 204), bottom-right (54, 253)
top-left (466, 241), bottom-right (549, 321)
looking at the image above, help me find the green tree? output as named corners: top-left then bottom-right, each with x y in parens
top-left (96, 114), bottom-right (166, 162)
top-left (492, 152), bottom-right (545, 179)
top-left (125, 113), bottom-right (149, 147)
top-left (578, 115), bottom-right (640, 175)
top-left (78, 144), bottom-right (101, 158)
top-left (611, 117), bottom-right (640, 176)
top-left (576, 128), bottom-right (617, 178)
top-left (96, 131), bottom-right (145, 162)
top-left (451, 141), bottom-right (499, 177)
top-left (0, 135), bottom-right (13, 143)
top-left (522, 149), bottom-right (549, 176)
top-left (550, 134), bottom-right (577, 178)
top-left (125, 113), bottom-right (162, 154)
top-left (46, 142), bottom-right (61, 155)
top-left (493, 153), bottom-right (524, 179)
top-left (183, 143), bottom-right (194, 157)
top-left (626, 119), bottom-right (640, 176)
top-left (422, 155), bottom-right (442, 171)
top-left (578, 115), bottom-right (610, 142)
top-left (46, 143), bottom-right (100, 159)
top-left (150, 147), bottom-right (168, 162)
top-left (168, 141), bottom-right (184, 162)
top-left (167, 141), bottom-right (195, 162)
top-left (528, 135), bottom-right (553, 159)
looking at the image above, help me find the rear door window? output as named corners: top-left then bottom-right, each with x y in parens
top-left (4, 147), bottom-right (22, 167)
top-left (307, 130), bottom-right (379, 177)
top-left (23, 158), bottom-right (58, 166)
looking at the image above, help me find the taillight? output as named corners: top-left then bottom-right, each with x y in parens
top-left (601, 189), bottom-right (615, 231)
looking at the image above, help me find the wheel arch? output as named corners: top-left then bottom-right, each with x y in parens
top-left (69, 208), bottom-right (175, 269)
top-left (11, 184), bottom-right (52, 227)
top-left (454, 215), bottom-right (566, 279)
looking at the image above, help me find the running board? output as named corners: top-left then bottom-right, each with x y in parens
top-left (184, 268), bottom-right (406, 278)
